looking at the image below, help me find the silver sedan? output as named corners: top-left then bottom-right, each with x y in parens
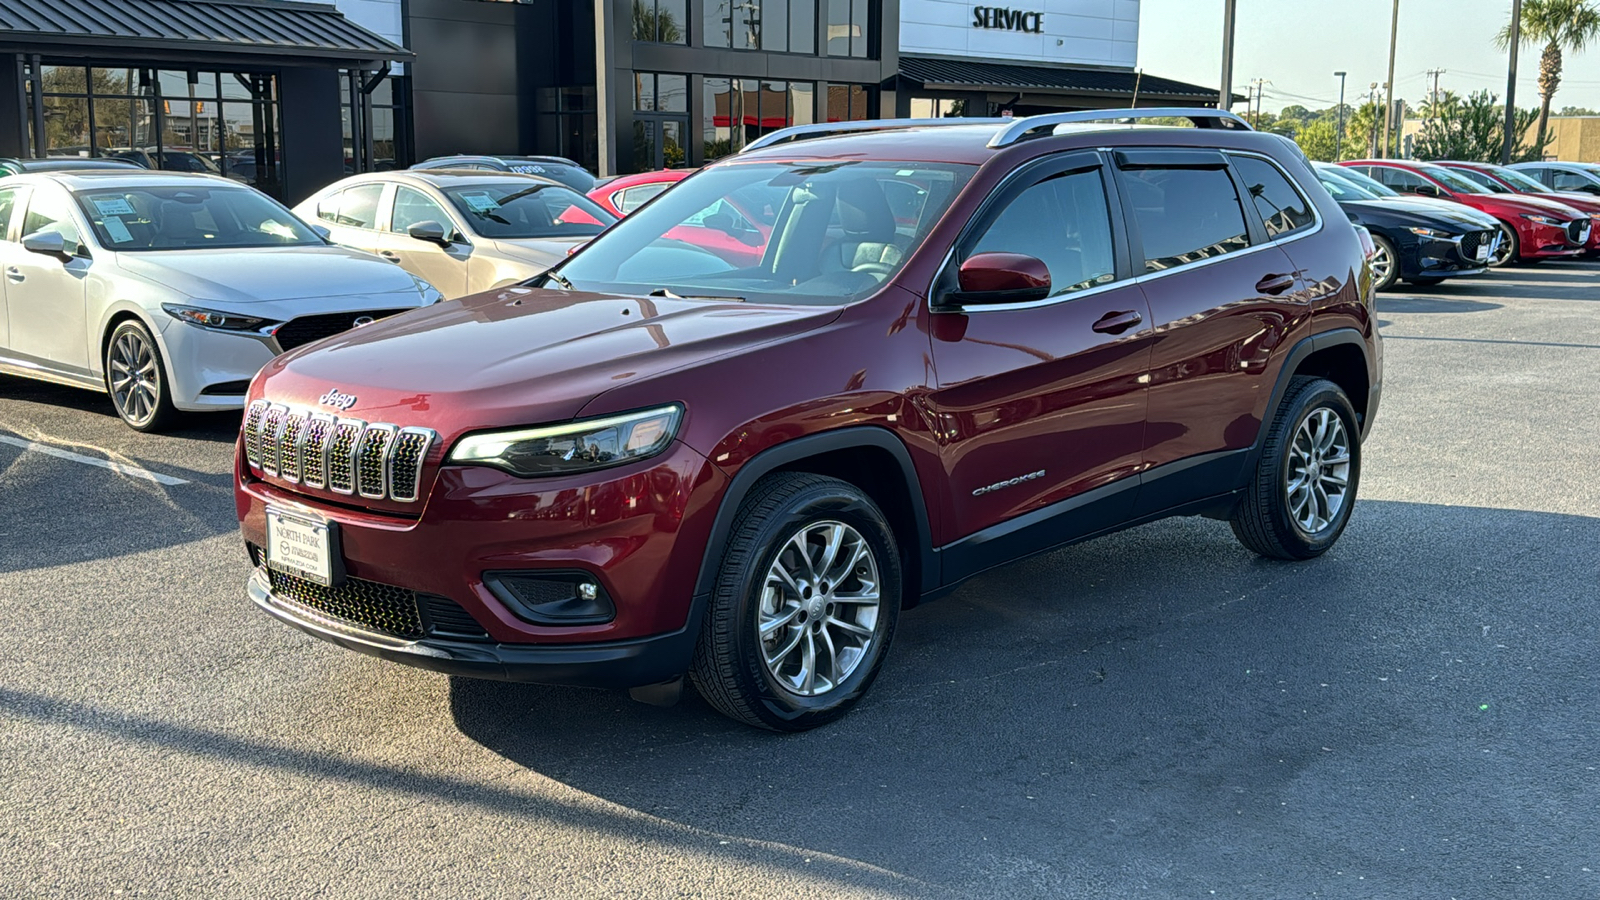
top-left (294, 170), bottom-right (618, 298)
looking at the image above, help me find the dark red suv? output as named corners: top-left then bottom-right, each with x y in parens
top-left (236, 109), bottom-right (1381, 731)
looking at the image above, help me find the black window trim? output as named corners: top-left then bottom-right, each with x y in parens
top-left (1224, 150), bottom-right (1322, 244)
top-left (930, 149), bottom-right (1137, 314)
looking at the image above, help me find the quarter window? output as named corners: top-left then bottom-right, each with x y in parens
top-left (390, 186), bottom-right (451, 235)
top-left (1121, 167), bottom-right (1250, 272)
top-left (1231, 156), bottom-right (1315, 238)
top-left (969, 168), bottom-right (1117, 297)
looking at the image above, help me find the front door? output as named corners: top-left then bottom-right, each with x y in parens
top-left (925, 152), bottom-right (1153, 573)
top-left (3, 185), bottom-right (92, 374)
top-left (377, 184), bottom-right (471, 297)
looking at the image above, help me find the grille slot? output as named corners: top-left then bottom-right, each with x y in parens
top-left (1568, 220), bottom-right (1589, 244)
top-left (245, 404), bottom-right (436, 503)
top-left (419, 594), bottom-right (491, 640)
top-left (273, 309), bottom-right (410, 351)
top-left (265, 567), bottom-right (423, 639)
top-left (1459, 231), bottom-right (1484, 261)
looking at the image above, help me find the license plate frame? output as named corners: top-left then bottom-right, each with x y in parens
top-left (265, 507), bottom-right (345, 587)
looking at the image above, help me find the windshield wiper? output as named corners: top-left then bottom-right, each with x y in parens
top-left (544, 270), bottom-right (574, 290)
top-left (648, 288), bottom-right (745, 302)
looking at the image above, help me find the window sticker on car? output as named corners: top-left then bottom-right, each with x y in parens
top-left (92, 197), bottom-right (136, 216)
top-left (460, 191), bottom-right (500, 212)
top-left (102, 216), bottom-right (133, 244)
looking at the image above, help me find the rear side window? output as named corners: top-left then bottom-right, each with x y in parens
top-left (1368, 166), bottom-right (1430, 193)
top-left (319, 183), bottom-right (383, 229)
top-left (1121, 167), bottom-right (1250, 272)
top-left (969, 168), bottom-right (1117, 297)
top-left (618, 182), bottom-right (669, 214)
top-left (1231, 156), bottom-right (1315, 238)
top-left (0, 188), bottom-right (16, 240)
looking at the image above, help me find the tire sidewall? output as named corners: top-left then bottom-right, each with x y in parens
top-left (1268, 382), bottom-right (1362, 556)
top-left (721, 485), bottom-right (901, 729)
top-left (105, 319), bottom-right (171, 432)
top-left (1370, 235), bottom-right (1399, 291)
top-left (1488, 222), bottom-right (1519, 268)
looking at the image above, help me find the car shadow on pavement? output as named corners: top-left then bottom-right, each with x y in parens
top-left (1376, 296), bottom-right (1501, 314)
top-left (0, 377), bottom-right (242, 443)
top-left (446, 500), bottom-right (1600, 896)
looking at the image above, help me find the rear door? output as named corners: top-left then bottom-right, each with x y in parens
top-left (311, 181), bottom-right (387, 256)
top-left (0, 186), bottom-right (19, 349)
top-left (1113, 148), bottom-right (1307, 512)
top-left (926, 150), bottom-right (1153, 565)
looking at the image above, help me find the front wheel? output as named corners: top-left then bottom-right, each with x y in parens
top-left (1487, 222), bottom-right (1518, 268)
top-left (1231, 377), bottom-right (1362, 560)
top-left (690, 473), bottom-right (901, 731)
top-left (105, 319), bottom-right (179, 432)
top-left (1369, 235), bottom-right (1399, 291)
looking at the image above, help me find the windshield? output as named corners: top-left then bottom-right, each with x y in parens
top-left (1418, 164), bottom-right (1487, 194)
top-left (1447, 167), bottom-right (1513, 193)
top-left (75, 185), bottom-right (321, 252)
top-left (1316, 168), bottom-right (1380, 201)
top-left (1494, 165), bottom-right (1552, 192)
top-left (442, 182), bottom-right (615, 239)
top-left (1325, 165), bottom-right (1400, 197)
top-left (548, 160), bottom-right (977, 306)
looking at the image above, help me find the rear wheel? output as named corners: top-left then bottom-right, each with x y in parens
top-left (1369, 235), bottom-right (1399, 291)
top-left (1231, 377), bottom-right (1361, 560)
top-left (105, 319), bottom-right (178, 432)
top-left (1487, 222), bottom-right (1518, 268)
top-left (690, 473), bottom-right (901, 732)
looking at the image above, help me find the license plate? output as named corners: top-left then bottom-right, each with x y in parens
top-left (266, 508), bottom-right (338, 586)
top-left (1475, 241), bottom-right (1490, 261)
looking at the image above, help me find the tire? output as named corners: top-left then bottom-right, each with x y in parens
top-left (105, 319), bottom-right (179, 432)
top-left (690, 472), bottom-right (901, 732)
top-left (1369, 235), bottom-right (1399, 291)
top-left (1405, 276), bottom-right (1446, 286)
top-left (1230, 377), bottom-right (1362, 560)
top-left (1487, 222), bottom-right (1518, 268)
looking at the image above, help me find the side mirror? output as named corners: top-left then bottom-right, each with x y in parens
top-left (702, 211), bottom-right (737, 234)
top-left (948, 252), bottom-right (1051, 305)
top-left (310, 223), bottom-right (332, 241)
top-left (1584, 185), bottom-right (1600, 196)
top-left (1414, 184), bottom-right (1442, 197)
top-left (406, 220), bottom-right (450, 245)
top-left (21, 230), bottom-right (71, 261)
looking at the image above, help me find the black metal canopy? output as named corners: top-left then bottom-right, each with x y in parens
top-left (0, 0), bottom-right (411, 66)
top-left (900, 56), bottom-right (1221, 101)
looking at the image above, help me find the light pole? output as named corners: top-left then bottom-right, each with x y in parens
top-left (1382, 0), bottom-right (1399, 158)
top-left (1503, 0), bottom-right (1523, 164)
top-left (1219, 0), bottom-right (1237, 111)
top-left (1334, 71), bottom-right (1347, 160)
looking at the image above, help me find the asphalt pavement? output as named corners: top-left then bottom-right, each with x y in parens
top-left (2, 263), bottom-right (1597, 899)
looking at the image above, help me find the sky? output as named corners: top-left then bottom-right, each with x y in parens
top-left (1137, 0), bottom-right (1600, 114)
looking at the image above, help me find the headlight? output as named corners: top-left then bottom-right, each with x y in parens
top-left (449, 405), bottom-right (683, 477)
top-left (161, 303), bottom-right (273, 332)
top-left (1408, 227), bottom-right (1455, 238)
top-left (411, 275), bottom-right (444, 305)
top-left (1522, 214), bottom-right (1564, 225)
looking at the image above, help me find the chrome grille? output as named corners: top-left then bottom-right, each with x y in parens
top-left (241, 401), bottom-right (437, 503)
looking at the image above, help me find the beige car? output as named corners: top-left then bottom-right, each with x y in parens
top-left (293, 170), bottom-right (617, 298)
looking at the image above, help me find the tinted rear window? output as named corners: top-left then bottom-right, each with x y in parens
top-left (1121, 167), bottom-right (1250, 272)
top-left (1232, 156), bottom-right (1316, 238)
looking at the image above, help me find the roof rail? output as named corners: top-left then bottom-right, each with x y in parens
top-left (986, 107), bottom-right (1252, 148)
top-left (739, 117), bottom-right (1013, 153)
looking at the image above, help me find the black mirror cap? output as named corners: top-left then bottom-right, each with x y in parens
top-left (406, 220), bottom-right (450, 245)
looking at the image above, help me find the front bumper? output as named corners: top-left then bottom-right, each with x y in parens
top-left (248, 567), bottom-right (703, 687)
top-left (1521, 220), bottom-right (1588, 258)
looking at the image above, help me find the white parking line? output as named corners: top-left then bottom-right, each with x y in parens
top-left (0, 435), bottom-right (189, 486)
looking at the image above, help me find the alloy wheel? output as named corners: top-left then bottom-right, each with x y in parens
top-left (109, 330), bottom-right (161, 427)
top-left (757, 520), bottom-right (881, 697)
top-left (1284, 407), bottom-right (1352, 536)
top-left (1488, 225), bottom-right (1516, 267)
top-left (1370, 240), bottom-right (1394, 287)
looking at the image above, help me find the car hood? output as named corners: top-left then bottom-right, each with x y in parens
top-left (1532, 190), bottom-right (1600, 213)
top-left (488, 235), bottom-right (592, 266)
top-left (114, 244), bottom-right (421, 303)
top-left (1344, 198), bottom-right (1499, 231)
top-left (254, 287), bottom-right (842, 433)
top-left (1468, 192), bottom-right (1586, 218)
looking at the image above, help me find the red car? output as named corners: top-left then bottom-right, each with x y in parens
top-left (237, 109), bottom-right (1380, 731)
top-left (588, 169), bottom-right (776, 267)
top-left (1433, 160), bottom-right (1600, 256)
top-left (587, 169), bottom-right (693, 216)
top-left (1341, 160), bottom-right (1590, 266)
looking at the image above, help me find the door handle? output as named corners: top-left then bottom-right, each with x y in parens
top-left (1255, 273), bottom-right (1297, 295)
top-left (5, 267), bottom-right (22, 283)
top-left (1091, 310), bottom-right (1143, 335)
top-left (378, 250), bottom-right (401, 263)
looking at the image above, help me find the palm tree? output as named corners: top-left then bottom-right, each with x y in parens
top-left (1496, 0), bottom-right (1600, 151)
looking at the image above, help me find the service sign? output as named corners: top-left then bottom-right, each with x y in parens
top-left (900, 0), bottom-right (1139, 68)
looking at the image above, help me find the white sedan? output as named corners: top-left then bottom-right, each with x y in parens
top-left (0, 171), bottom-right (440, 431)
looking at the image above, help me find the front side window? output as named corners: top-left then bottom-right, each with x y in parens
top-left (1448, 167), bottom-right (1512, 193)
top-left (1552, 169), bottom-right (1594, 191)
top-left (75, 185), bottom-right (320, 251)
top-left (968, 169), bottom-right (1116, 297)
top-left (389, 186), bottom-right (452, 235)
top-left (22, 188), bottom-right (83, 252)
top-left (1121, 166), bottom-right (1250, 272)
top-left (551, 160), bottom-right (976, 305)
top-left (441, 182), bottom-right (615, 239)
top-left (1417, 165), bottom-right (1487, 194)
top-left (1232, 156), bottom-right (1316, 238)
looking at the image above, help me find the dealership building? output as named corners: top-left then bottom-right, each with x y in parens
top-left (0, 0), bottom-right (1217, 200)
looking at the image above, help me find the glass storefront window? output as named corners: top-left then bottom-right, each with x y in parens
top-left (536, 86), bottom-right (599, 174)
top-left (826, 84), bottom-right (870, 122)
top-left (908, 98), bottom-right (967, 118)
top-left (702, 77), bottom-right (812, 164)
top-left (704, 0), bottom-right (816, 53)
top-left (340, 72), bottom-right (409, 173)
top-left (633, 0), bottom-right (688, 44)
top-left (826, 0), bottom-right (868, 57)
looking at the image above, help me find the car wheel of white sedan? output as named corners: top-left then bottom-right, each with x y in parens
top-left (106, 319), bottom-right (178, 432)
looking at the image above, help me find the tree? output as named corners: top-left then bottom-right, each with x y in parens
top-left (1410, 89), bottom-right (1549, 162)
top-left (1496, 0), bottom-right (1600, 151)
top-left (1295, 119), bottom-right (1341, 161)
top-left (1419, 90), bottom-right (1461, 119)
top-left (632, 0), bottom-right (683, 43)
top-left (1346, 101), bottom-right (1384, 157)
top-left (1558, 104), bottom-right (1600, 114)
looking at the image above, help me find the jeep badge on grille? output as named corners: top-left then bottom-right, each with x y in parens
top-left (318, 389), bottom-right (358, 411)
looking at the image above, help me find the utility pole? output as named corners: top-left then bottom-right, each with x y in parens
top-left (1503, 0), bottom-right (1523, 164)
top-left (1426, 68), bottom-right (1446, 116)
top-left (1382, 0), bottom-right (1400, 157)
top-left (1334, 71), bottom-right (1348, 160)
top-left (1248, 78), bottom-right (1269, 127)
top-left (1220, 0), bottom-right (1237, 111)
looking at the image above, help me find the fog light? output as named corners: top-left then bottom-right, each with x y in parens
top-left (484, 571), bottom-right (615, 625)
